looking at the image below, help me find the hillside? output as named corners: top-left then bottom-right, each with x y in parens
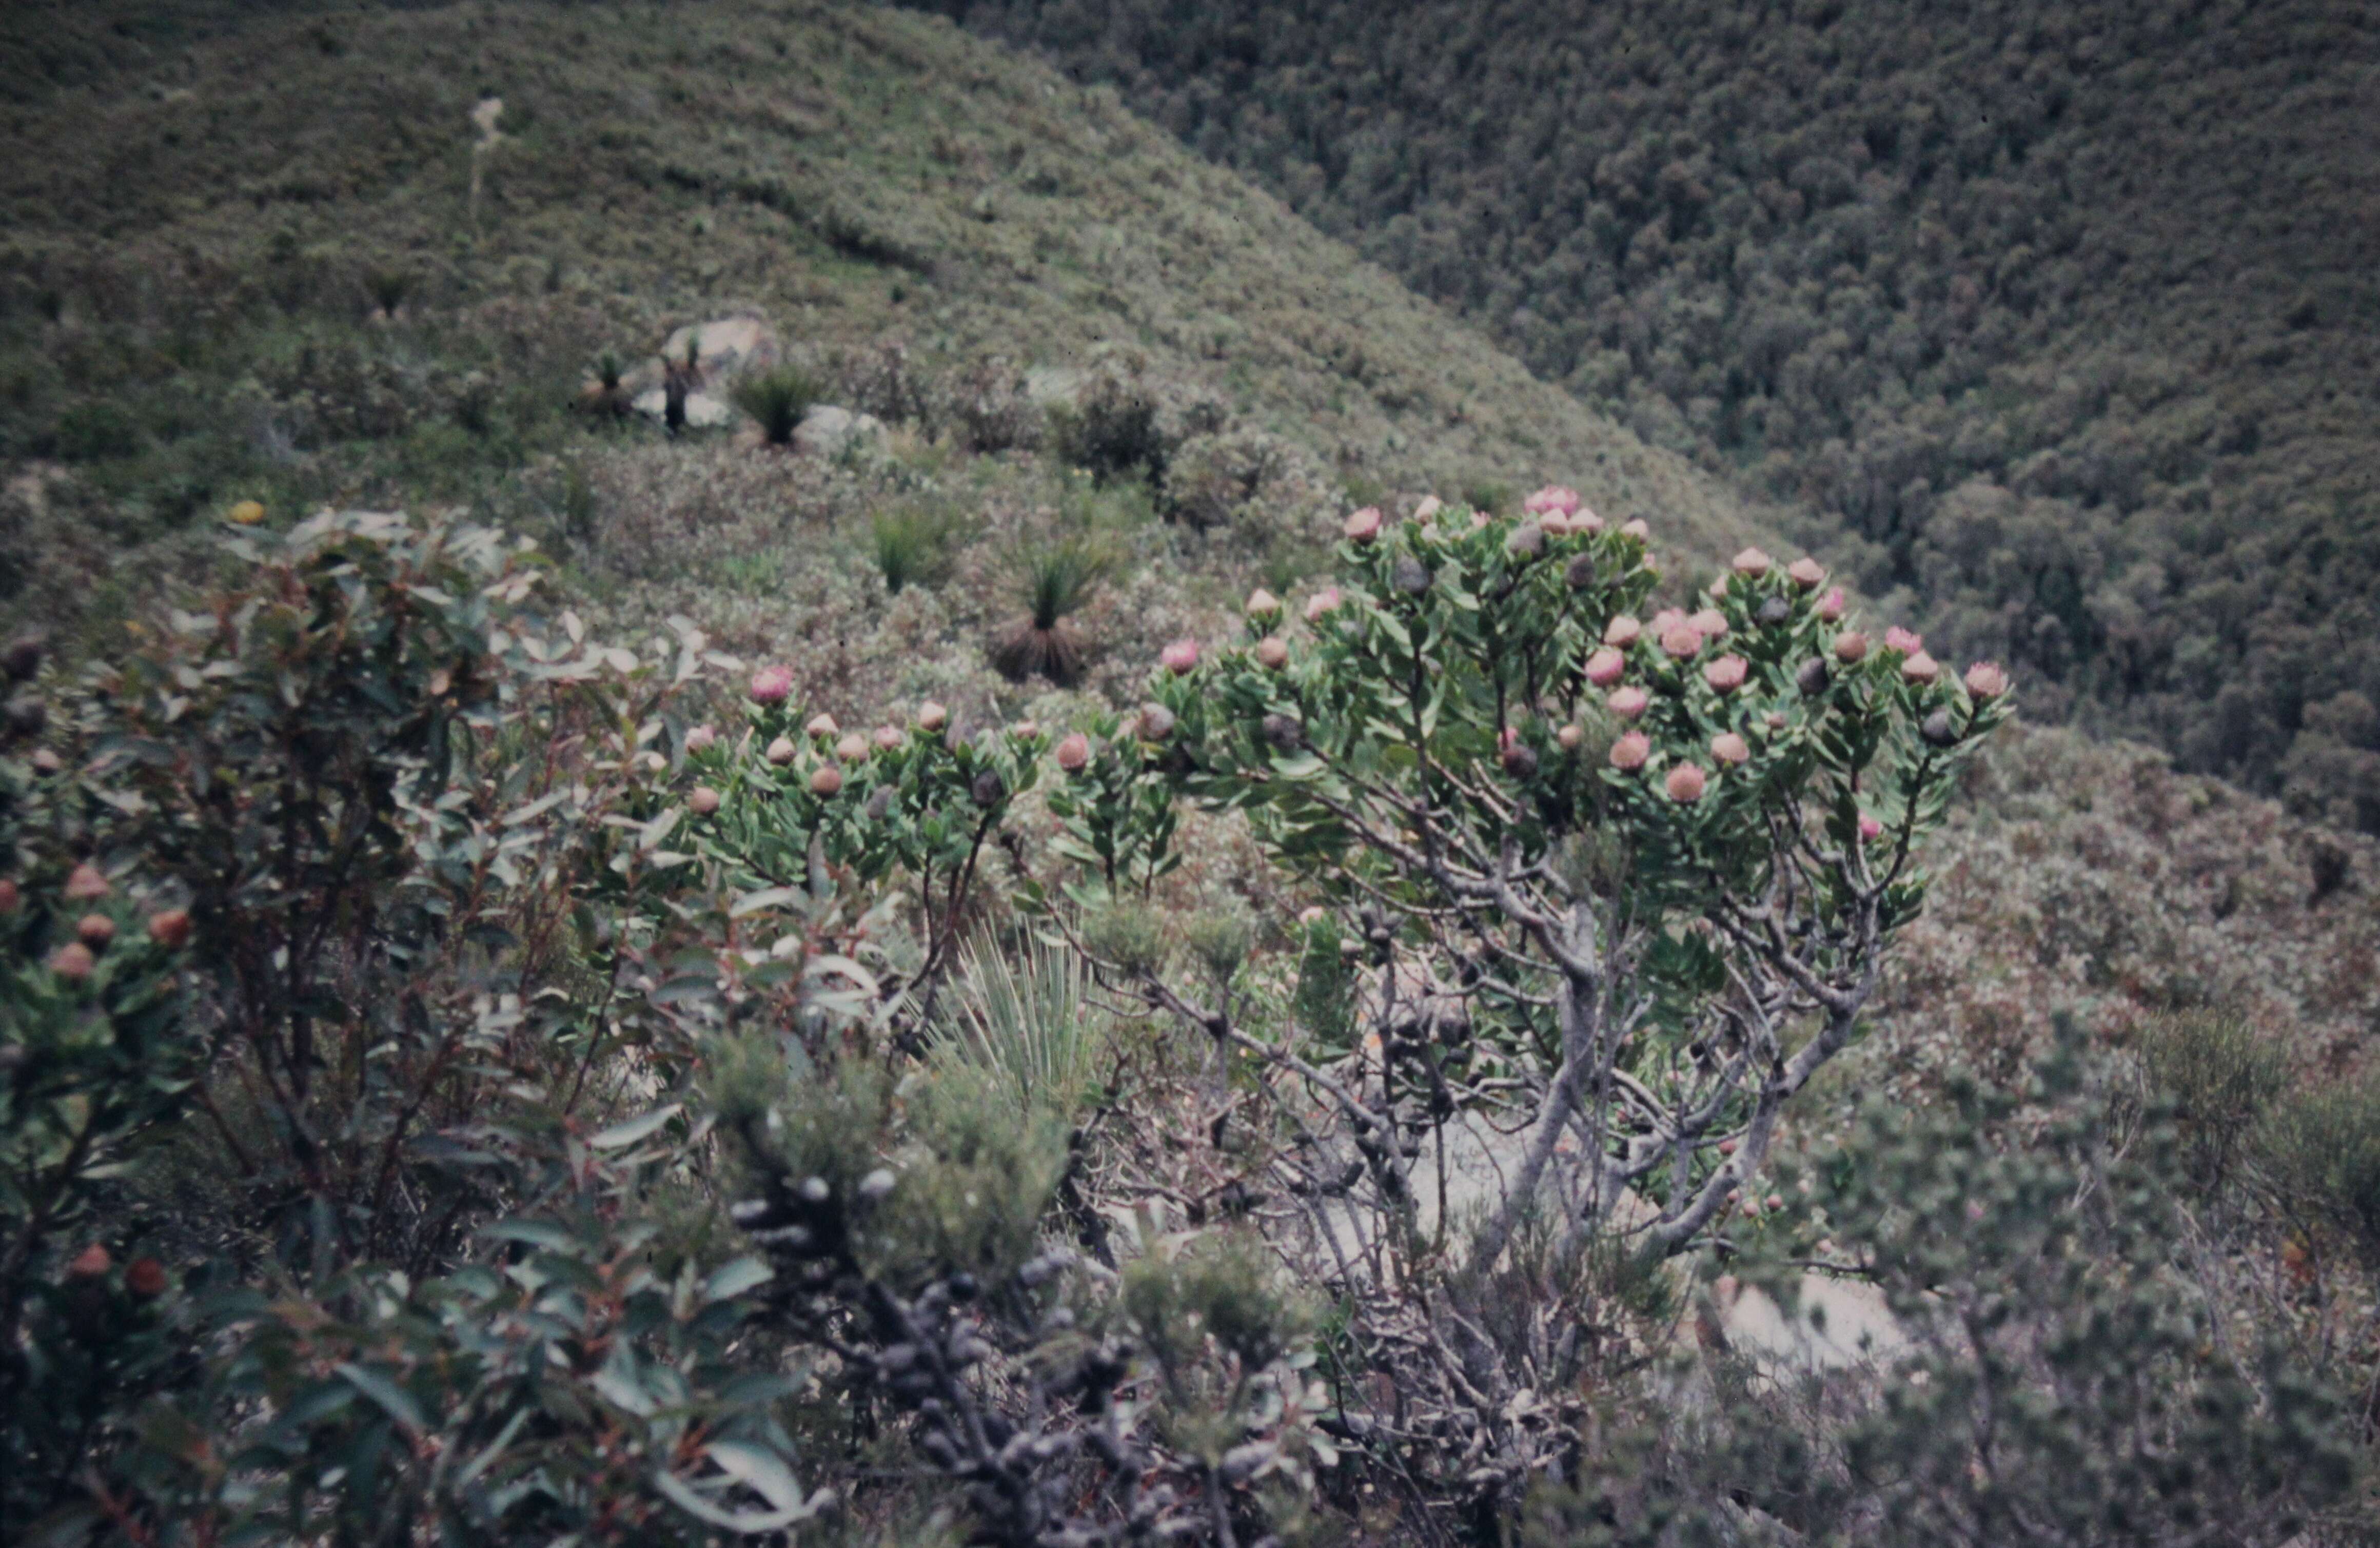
top-left (0, 0), bottom-right (1780, 658)
top-left (910, 0), bottom-right (2380, 834)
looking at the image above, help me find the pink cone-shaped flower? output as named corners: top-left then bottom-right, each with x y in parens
top-left (1557, 722), bottom-right (1585, 750)
top-left (1245, 587), bottom-right (1281, 617)
top-left (1609, 732), bottom-right (1650, 770)
top-left (749, 665), bottom-right (793, 703)
top-left (1858, 812), bottom-right (1884, 842)
top-left (1704, 655), bottom-right (1748, 693)
top-left (77, 914), bottom-right (115, 948)
top-left (0, 879), bottom-right (17, 915)
top-left (1787, 557), bottom-right (1826, 590)
top-left (64, 863), bottom-right (109, 902)
top-left (1689, 608), bottom-right (1729, 640)
top-left (1162, 639), bottom-right (1200, 675)
top-left (1620, 518), bottom-right (1651, 539)
top-left (1884, 626), bottom-right (1925, 656)
top-left (685, 723), bottom-right (716, 753)
top-left (1138, 702), bottom-right (1177, 741)
top-left (1900, 651), bottom-right (1940, 685)
top-left (1707, 576), bottom-right (1729, 599)
top-left (1011, 719), bottom-right (1040, 740)
top-left (1525, 484), bottom-right (1582, 517)
top-left (1343, 506), bottom-right (1383, 543)
top-left (49, 942), bottom-right (95, 981)
top-left (1711, 732), bottom-right (1750, 765)
top-left (1651, 607), bottom-right (1687, 634)
top-left (1255, 635), bottom-right (1290, 669)
top-left (1730, 549), bottom-right (1773, 579)
top-left (810, 764), bottom-right (843, 796)
top-left (1604, 615), bottom-right (1643, 648)
top-left (873, 725), bottom-right (904, 751)
top-left (1585, 647), bottom-right (1626, 687)
top-left (1816, 587), bottom-right (1846, 621)
top-left (147, 909), bottom-right (192, 949)
top-left (1055, 732), bottom-right (1091, 772)
top-left (690, 786), bottom-right (721, 815)
top-left (1539, 508), bottom-right (1573, 536)
top-left (766, 736), bottom-right (798, 766)
top-left (1661, 625), bottom-right (1704, 660)
top-left (1575, 507), bottom-right (1605, 533)
top-left (1412, 495), bottom-right (1443, 522)
top-left (835, 733), bottom-right (869, 762)
top-left (1304, 586), bottom-right (1343, 623)
top-left (1607, 685), bottom-right (1650, 719)
top-left (917, 701), bottom-right (949, 732)
top-left (1833, 631), bottom-right (1870, 664)
top-left (805, 712), bottom-right (839, 738)
top-left (1964, 661), bottom-right (2009, 700)
top-left (1665, 762), bottom-right (1708, 802)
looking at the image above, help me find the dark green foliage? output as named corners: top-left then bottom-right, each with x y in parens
top-left (993, 533), bottom-right (1111, 684)
top-left (1049, 369), bottom-right (1171, 486)
top-left (732, 365), bottom-right (825, 446)
top-left (924, 0), bottom-right (2380, 829)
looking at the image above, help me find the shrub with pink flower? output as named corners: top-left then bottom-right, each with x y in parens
top-left (1705, 655), bottom-right (1748, 693)
top-left (1524, 484), bottom-right (1582, 517)
top-left (1585, 647), bottom-right (1626, 687)
top-left (749, 665), bottom-right (794, 703)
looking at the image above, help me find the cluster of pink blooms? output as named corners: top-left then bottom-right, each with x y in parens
top-left (22, 862), bottom-right (192, 980)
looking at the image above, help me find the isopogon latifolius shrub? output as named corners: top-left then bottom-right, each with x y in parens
top-left (1044, 490), bottom-right (2013, 1518)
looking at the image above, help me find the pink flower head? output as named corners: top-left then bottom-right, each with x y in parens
top-left (1661, 624), bottom-right (1704, 661)
top-left (1858, 812), bottom-right (1884, 842)
top-left (1651, 607), bottom-right (1687, 634)
top-left (1704, 655), bottom-right (1748, 693)
top-left (64, 863), bottom-right (109, 902)
top-left (1255, 635), bottom-right (1290, 669)
top-left (1833, 631), bottom-right (1870, 664)
top-left (810, 764), bottom-right (843, 796)
top-left (1787, 557), bottom-right (1827, 591)
top-left (49, 942), bottom-right (95, 981)
top-left (1607, 685), bottom-right (1650, 719)
top-left (1055, 732), bottom-right (1092, 772)
top-left (1620, 518), bottom-right (1651, 540)
top-left (835, 733), bottom-right (869, 762)
top-left (766, 736), bottom-right (798, 766)
top-left (1584, 647), bottom-right (1627, 687)
top-left (1525, 484), bottom-right (1582, 517)
top-left (873, 725), bottom-right (905, 751)
top-left (1732, 547), bottom-right (1772, 579)
top-left (1707, 576), bottom-right (1730, 600)
top-left (1710, 732), bottom-right (1750, 765)
top-left (1900, 651), bottom-right (1940, 685)
top-left (1304, 586), bottom-right (1343, 623)
top-left (1603, 615), bottom-right (1643, 648)
top-left (690, 785), bottom-right (721, 815)
top-left (805, 712), bottom-right (839, 738)
top-left (1557, 722), bottom-right (1585, 750)
top-left (1608, 732), bottom-right (1651, 770)
top-left (684, 723), bottom-right (717, 753)
top-left (1161, 639), bottom-right (1200, 675)
top-left (1964, 661), bottom-right (2010, 700)
top-left (1884, 626), bottom-right (1925, 656)
top-left (1665, 762), bottom-right (1708, 803)
top-left (1574, 507), bottom-right (1605, 533)
top-left (1816, 587), bottom-right (1846, 621)
top-left (1343, 506), bottom-right (1383, 543)
top-left (916, 701), bottom-right (949, 733)
top-left (1689, 608), bottom-right (1729, 640)
top-left (748, 665), bottom-right (793, 704)
top-left (1245, 587), bottom-right (1281, 618)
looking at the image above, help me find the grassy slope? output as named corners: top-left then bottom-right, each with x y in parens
top-left (0, 0), bottom-right (1777, 601)
top-left (0, 0), bottom-right (2370, 1088)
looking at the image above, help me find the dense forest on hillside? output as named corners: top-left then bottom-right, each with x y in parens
top-left (910, 0), bottom-right (2380, 832)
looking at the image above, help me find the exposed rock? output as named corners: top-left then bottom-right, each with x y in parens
top-left (627, 315), bottom-right (780, 429)
top-left (794, 404), bottom-right (889, 458)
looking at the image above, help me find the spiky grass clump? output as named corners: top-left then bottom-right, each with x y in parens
top-left (931, 936), bottom-right (1106, 1120)
top-left (732, 365), bottom-right (825, 446)
top-left (991, 532), bottom-right (1111, 685)
top-left (870, 505), bottom-right (963, 595)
